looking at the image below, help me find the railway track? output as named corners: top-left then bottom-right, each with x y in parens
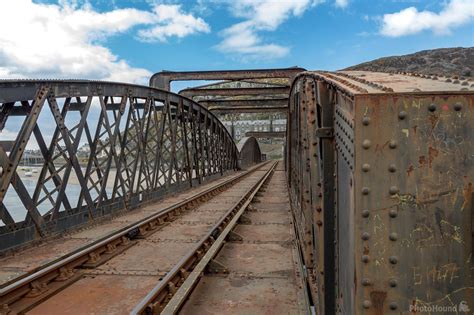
top-left (159, 162), bottom-right (308, 315)
top-left (0, 161), bottom-right (277, 314)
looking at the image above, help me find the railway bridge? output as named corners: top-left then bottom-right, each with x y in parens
top-left (0, 69), bottom-right (472, 314)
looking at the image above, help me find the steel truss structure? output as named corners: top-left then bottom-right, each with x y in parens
top-left (0, 80), bottom-right (238, 252)
top-left (150, 68), bottom-right (304, 90)
top-left (151, 68), bottom-right (303, 114)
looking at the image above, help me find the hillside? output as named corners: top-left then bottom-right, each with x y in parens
top-left (344, 47), bottom-right (473, 78)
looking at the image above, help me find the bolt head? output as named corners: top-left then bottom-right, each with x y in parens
top-left (362, 278), bottom-right (371, 286)
top-left (389, 256), bottom-right (398, 264)
top-left (389, 186), bottom-right (399, 195)
top-left (389, 302), bottom-right (398, 310)
top-left (362, 232), bottom-right (370, 240)
top-left (362, 187), bottom-right (370, 195)
top-left (362, 255), bottom-right (370, 263)
top-left (362, 163), bottom-right (370, 172)
top-left (389, 209), bottom-right (398, 218)
top-left (389, 140), bottom-right (397, 149)
top-left (362, 209), bottom-right (370, 218)
top-left (362, 139), bottom-right (371, 149)
top-left (398, 111), bottom-right (407, 120)
top-left (428, 103), bottom-right (437, 112)
top-left (388, 164), bottom-right (397, 173)
top-left (389, 279), bottom-right (398, 287)
top-left (389, 232), bottom-right (398, 241)
top-left (454, 103), bottom-right (462, 111)
top-left (362, 117), bottom-right (370, 126)
top-left (362, 300), bottom-right (372, 309)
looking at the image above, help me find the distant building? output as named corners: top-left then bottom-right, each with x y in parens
top-left (222, 119), bottom-right (286, 141)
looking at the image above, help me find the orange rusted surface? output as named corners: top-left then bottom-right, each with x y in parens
top-left (22, 167), bottom-right (271, 314)
top-left (181, 164), bottom-right (307, 314)
top-left (287, 71), bottom-right (473, 314)
top-left (0, 170), bottom-right (249, 287)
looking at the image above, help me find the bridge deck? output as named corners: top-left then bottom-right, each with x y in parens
top-left (0, 162), bottom-right (307, 314)
top-left (180, 163), bottom-right (307, 314)
top-left (0, 170), bottom-right (247, 286)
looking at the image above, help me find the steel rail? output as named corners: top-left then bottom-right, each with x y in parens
top-left (161, 162), bottom-right (278, 315)
top-left (131, 161), bottom-right (277, 315)
top-left (0, 162), bottom-right (268, 314)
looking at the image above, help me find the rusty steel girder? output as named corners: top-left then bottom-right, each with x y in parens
top-left (245, 131), bottom-right (286, 138)
top-left (200, 98), bottom-right (289, 114)
top-left (180, 86), bottom-right (290, 98)
top-left (0, 80), bottom-right (238, 253)
top-left (149, 67), bottom-right (305, 90)
top-left (208, 106), bottom-right (288, 114)
top-left (287, 71), bottom-right (474, 314)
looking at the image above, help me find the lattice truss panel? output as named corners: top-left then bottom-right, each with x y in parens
top-left (0, 81), bottom-right (238, 245)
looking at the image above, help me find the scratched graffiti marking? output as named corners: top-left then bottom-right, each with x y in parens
top-left (412, 263), bottom-right (461, 286)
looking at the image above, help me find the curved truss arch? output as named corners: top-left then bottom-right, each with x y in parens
top-left (0, 80), bottom-right (238, 251)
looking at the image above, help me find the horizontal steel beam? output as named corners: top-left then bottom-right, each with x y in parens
top-left (209, 106), bottom-right (288, 113)
top-left (180, 86), bottom-right (290, 98)
top-left (199, 98), bottom-right (288, 108)
top-left (150, 67), bottom-right (306, 90)
top-left (245, 131), bottom-right (286, 138)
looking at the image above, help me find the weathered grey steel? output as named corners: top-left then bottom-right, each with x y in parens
top-left (0, 80), bottom-right (238, 253)
top-left (236, 137), bottom-right (262, 169)
top-left (149, 67), bottom-right (305, 90)
top-left (245, 131), bottom-right (286, 138)
top-left (209, 106), bottom-right (288, 114)
top-left (287, 71), bottom-right (474, 314)
top-left (201, 97), bottom-right (288, 113)
top-left (180, 86), bottom-right (289, 98)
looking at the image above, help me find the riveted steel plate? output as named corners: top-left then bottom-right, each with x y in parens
top-left (354, 93), bottom-right (473, 314)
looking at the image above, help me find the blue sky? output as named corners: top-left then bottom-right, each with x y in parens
top-left (0, 0), bottom-right (472, 148)
top-left (0, 0), bottom-right (472, 89)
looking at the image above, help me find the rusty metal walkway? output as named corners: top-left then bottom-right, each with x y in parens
top-left (179, 162), bottom-right (307, 314)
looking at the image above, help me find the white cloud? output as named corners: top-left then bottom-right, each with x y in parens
top-left (380, 0), bottom-right (474, 37)
top-left (216, 0), bottom-right (323, 61)
top-left (0, 129), bottom-right (17, 141)
top-left (0, 0), bottom-right (209, 83)
top-left (137, 4), bottom-right (210, 42)
top-left (216, 21), bottom-right (289, 60)
top-left (335, 0), bottom-right (349, 8)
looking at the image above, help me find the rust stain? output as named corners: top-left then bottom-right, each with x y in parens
top-left (418, 155), bottom-right (427, 167)
top-left (407, 165), bottom-right (414, 176)
top-left (428, 146), bottom-right (439, 167)
top-left (428, 114), bottom-right (439, 129)
top-left (461, 182), bottom-right (472, 211)
top-left (411, 300), bottom-right (417, 314)
top-left (370, 290), bottom-right (387, 315)
top-left (419, 147), bottom-right (438, 168)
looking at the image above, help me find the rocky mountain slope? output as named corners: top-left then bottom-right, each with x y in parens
top-left (344, 47), bottom-right (473, 78)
